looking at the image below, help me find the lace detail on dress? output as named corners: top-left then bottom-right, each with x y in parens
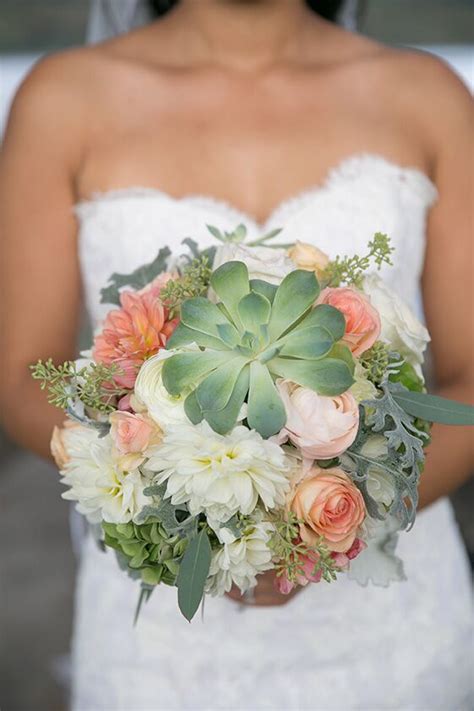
top-left (74, 152), bottom-right (438, 229)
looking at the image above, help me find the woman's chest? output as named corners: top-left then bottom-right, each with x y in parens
top-left (77, 68), bottom-right (427, 222)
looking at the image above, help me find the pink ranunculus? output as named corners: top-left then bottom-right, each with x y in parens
top-left (330, 538), bottom-right (367, 570)
top-left (318, 286), bottom-right (381, 356)
top-left (275, 573), bottom-right (296, 595)
top-left (288, 466), bottom-right (366, 553)
top-left (275, 550), bottom-right (323, 595)
top-left (277, 380), bottom-right (359, 460)
top-left (93, 275), bottom-right (179, 389)
top-left (117, 393), bottom-right (133, 412)
top-left (109, 411), bottom-right (158, 457)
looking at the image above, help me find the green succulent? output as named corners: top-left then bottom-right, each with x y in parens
top-left (102, 520), bottom-right (187, 586)
top-left (162, 261), bottom-right (355, 439)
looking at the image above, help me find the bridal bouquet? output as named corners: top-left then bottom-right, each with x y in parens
top-left (32, 226), bottom-right (473, 621)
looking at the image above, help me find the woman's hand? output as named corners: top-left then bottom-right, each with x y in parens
top-left (226, 571), bottom-right (302, 607)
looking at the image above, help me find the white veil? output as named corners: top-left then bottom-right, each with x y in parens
top-left (86, 0), bottom-right (360, 44)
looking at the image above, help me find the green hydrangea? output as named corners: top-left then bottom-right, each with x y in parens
top-left (102, 520), bottom-right (187, 586)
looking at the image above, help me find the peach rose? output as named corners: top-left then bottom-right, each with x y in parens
top-left (109, 411), bottom-right (161, 468)
top-left (288, 466), bottom-right (366, 552)
top-left (50, 420), bottom-right (81, 469)
top-left (318, 286), bottom-right (381, 356)
top-left (288, 241), bottom-right (329, 279)
top-left (276, 380), bottom-right (359, 460)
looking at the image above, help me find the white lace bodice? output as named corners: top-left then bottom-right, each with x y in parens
top-left (75, 153), bottom-right (437, 327)
top-left (71, 153), bottom-right (473, 711)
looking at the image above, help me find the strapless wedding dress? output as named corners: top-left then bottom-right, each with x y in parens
top-left (72, 155), bottom-right (472, 710)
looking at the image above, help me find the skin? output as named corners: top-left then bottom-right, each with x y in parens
top-left (0, 0), bottom-right (472, 607)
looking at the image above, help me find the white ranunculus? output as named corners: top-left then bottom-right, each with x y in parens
top-left (360, 435), bottom-right (395, 509)
top-left (145, 421), bottom-right (291, 523)
top-left (59, 425), bottom-right (149, 524)
top-left (212, 243), bottom-right (294, 284)
top-left (206, 519), bottom-right (275, 596)
top-left (363, 274), bottom-right (430, 374)
top-left (133, 349), bottom-right (190, 429)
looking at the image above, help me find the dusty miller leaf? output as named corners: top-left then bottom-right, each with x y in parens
top-left (342, 379), bottom-right (429, 531)
top-left (100, 247), bottom-right (171, 305)
top-left (137, 482), bottom-right (198, 537)
top-left (363, 380), bottom-right (427, 471)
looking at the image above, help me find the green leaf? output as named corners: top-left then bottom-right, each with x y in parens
top-left (293, 304), bottom-right (346, 342)
top-left (203, 364), bottom-right (250, 435)
top-left (392, 391), bottom-right (474, 425)
top-left (162, 351), bottom-right (230, 396)
top-left (247, 361), bottom-right (287, 438)
top-left (216, 323), bottom-right (240, 348)
top-left (181, 297), bottom-right (239, 342)
top-left (206, 225), bottom-right (226, 242)
top-left (268, 270), bottom-right (320, 340)
top-left (278, 325), bottom-right (334, 359)
top-left (196, 357), bottom-right (248, 412)
top-left (184, 391), bottom-right (204, 424)
top-left (177, 529), bottom-right (212, 622)
top-left (249, 279), bottom-right (278, 304)
top-left (389, 361), bottom-right (424, 393)
top-left (238, 292), bottom-right (272, 334)
top-left (210, 261), bottom-right (250, 328)
top-left (100, 247), bottom-right (171, 305)
top-left (269, 357), bottom-right (354, 396)
top-left (327, 343), bottom-right (356, 375)
top-left (166, 323), bottom-right (229, 351)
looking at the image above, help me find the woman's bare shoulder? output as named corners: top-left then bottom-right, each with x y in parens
top-left (6, 37), bottom-right (158, 153)
top-left (379, 47), bottom-right (472, 145)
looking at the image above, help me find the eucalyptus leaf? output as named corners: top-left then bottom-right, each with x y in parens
top-left (177, 529), bottom-right (212, 622)
top-left (392, 390), bottom-right (474, 426)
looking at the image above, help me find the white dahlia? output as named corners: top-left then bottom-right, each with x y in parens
top-left (59, 425), bottom-right (149, 524)
top-left (145, 422), bottom-right (291, 522)
top-left (206, 520), bottom-right (275, 596)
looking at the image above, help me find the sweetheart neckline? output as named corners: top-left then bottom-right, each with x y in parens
top-left (75, 152), bottom-right (438, 231)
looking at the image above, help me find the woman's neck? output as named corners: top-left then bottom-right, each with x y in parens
top-left (160, 0), bottom-right (319, 70)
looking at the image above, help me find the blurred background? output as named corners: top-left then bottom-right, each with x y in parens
top-left (0, 1), bottom-right (473, 710)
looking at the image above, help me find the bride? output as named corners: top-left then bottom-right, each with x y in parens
top-left (1, 0), bottom-right (472, 708)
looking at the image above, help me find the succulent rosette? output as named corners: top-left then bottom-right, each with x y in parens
top-left (162, 261), bottom-right (355, 439)
top-left (31, 227), bottom-right (474, 622)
